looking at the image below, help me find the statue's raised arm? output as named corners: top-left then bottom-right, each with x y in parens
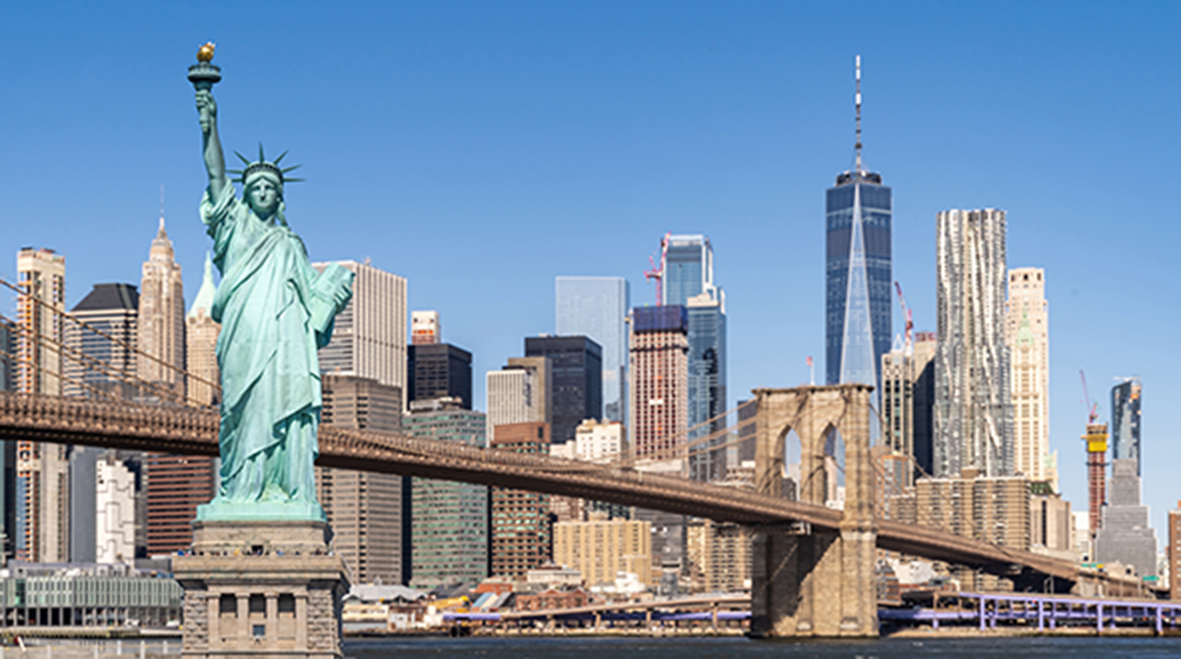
top-left (185, 43), bottom-right (354, 524)
top-left (196, 89), bottom-right (227, 195)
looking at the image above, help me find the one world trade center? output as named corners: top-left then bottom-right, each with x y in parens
top-left (825, 56), bottom-right (891, 392)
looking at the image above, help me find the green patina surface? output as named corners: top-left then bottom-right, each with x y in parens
top-left (192, 55), bottom-right (353, 522)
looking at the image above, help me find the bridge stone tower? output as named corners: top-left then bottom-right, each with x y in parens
top-left (750, 384), bottom-right (878, 638)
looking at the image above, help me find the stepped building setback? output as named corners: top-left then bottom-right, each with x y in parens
top-left (137, 218), bottom-right (186, 395)
top-left (1094, 458), bottom-right (1158, 578)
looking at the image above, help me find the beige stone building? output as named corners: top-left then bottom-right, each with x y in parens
top-left (1030, 486), bottom-right (1074, 558)
top-left (687, 519), bottom-right (751, 593)
top-left (554, 517), bottom-right (651, 588)
top-left (916, 471), bottom-right (1030, 550)
top-left (486, 357), bottom-right (551, 442)
top-left (1006, 267), bottom-right (1054, 489)
top-left (574, 419), bottom-right (625, 462)
top-left (137, 218), bottom-right (186, 394)
top-left (186, 254), bottom-right (220, 406)
top-left (15, 247), bottom-right (69, 562)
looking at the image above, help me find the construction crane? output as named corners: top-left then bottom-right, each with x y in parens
top-left (644, 232), bottom-right (670, 306)
top-left (894, 281), bottom-right (914, 356)
top-left (1079, 370), bottom-right (1099, 424)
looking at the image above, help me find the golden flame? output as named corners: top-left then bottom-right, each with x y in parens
top-left (197, 42), bottom-right (216, 63)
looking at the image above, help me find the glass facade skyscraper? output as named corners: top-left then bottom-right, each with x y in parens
top-left (687, 298), bottom-right (726, 482)
top-left (663, 235), bottom-right (713, 308)
top-left (555, 277), bottom-right (629, 422)
top-left (655, 234), bottom-right (726, 481)
top-left (1111, 378), bottom-right (1142, 476)
top-left (825, 172), bottom-right (891, 389)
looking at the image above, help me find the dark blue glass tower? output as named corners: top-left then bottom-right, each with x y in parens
top-left (661, 234), bottom-right (726, 482)
top-left (825, 57), bottom-right (891, 391)
top-left (1111, 378), bottom-right (1142, 475)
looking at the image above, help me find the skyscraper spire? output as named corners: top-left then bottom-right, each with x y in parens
top-left (855, 55), bottom-right (863, 173)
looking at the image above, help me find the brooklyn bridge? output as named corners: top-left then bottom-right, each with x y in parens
top-left (0, 277), bottom-right (1163, 638)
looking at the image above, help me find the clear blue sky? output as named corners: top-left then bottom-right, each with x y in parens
top-left (2, 2), bottom-right (1178, 542)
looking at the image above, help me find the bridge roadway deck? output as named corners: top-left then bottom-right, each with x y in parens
top-left (0, 392), bottom-right (1126, 588)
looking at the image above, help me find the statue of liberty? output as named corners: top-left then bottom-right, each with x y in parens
top-left (192, 46), bottom-right (353, 522)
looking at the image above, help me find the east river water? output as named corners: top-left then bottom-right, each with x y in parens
top-left (344, 636), bottom-right (1181, 658)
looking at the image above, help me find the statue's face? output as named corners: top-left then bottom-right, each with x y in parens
top-left (247, 178), bottom-right (281, 218)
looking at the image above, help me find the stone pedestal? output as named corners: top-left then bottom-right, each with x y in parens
top-left (174, 520), bottom-right (350, 659)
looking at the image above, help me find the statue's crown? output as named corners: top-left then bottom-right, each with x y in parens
top-left (227, 144), bottom-right (303, 186)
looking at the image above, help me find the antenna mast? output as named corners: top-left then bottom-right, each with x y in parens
top-left (855, 55), bottom-right (863, 173)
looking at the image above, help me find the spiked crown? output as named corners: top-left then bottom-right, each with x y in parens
top-left (227, 144), bottom-right (304, 188)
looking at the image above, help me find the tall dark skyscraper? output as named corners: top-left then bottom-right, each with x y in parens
top-left (1111, 378), bottom-right (1142, 476)
top-left (525, 336), bottom-right (602, 444)
top-left (825, 56), bottom-right (891, 390)
top-left (408, 343), bottom-right (473, 409)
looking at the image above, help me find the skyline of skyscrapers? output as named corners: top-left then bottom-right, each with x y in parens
top-left (934, 208), bottom-right (1013, 478)
top-left (0, 49), bottom-right (1171, 594)
top-left (555, 276), bottom-right (629, 422)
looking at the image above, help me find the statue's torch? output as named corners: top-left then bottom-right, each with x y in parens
top-left (187, 42), bottom-right (221, 91)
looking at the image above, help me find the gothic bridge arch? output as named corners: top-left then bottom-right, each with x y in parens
top-left (750, 384), bottom-right (877, 638)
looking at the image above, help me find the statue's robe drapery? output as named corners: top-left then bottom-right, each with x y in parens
top-left (200, 178), bottom-right (348, 513)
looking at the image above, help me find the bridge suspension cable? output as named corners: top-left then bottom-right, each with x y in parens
top-left (0, 275), bottom-right (220, 406)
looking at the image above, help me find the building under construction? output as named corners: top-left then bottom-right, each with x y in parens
top-left (1082, 422), bottom-right (1108, 541)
